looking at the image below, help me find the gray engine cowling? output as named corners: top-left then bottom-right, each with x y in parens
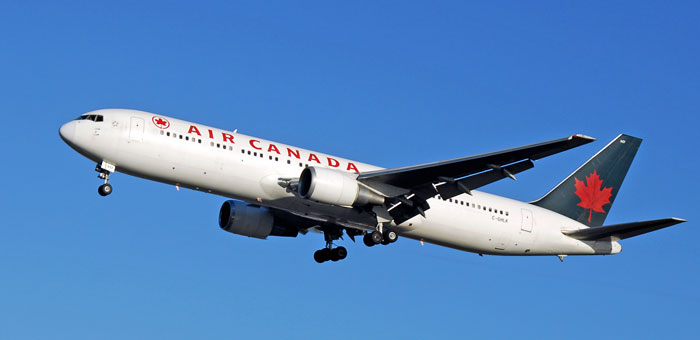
top-left (298, 167), bottom-right (384, 206)
top-left (218, 200), bottom-right (297, 239)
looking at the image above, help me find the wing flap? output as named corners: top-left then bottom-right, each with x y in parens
top-left (563, 217), bottom-right (687, 240)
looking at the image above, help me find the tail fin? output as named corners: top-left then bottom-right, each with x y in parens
top-left (532, 134), bottom-right (642, 227)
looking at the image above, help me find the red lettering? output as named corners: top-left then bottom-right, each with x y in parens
top-left (222, 133), bottom-right (235, 143)
top-left (268, 144), bottom-right (280, 154)
top-left (347, 162), bottom-right (359, 173)
top-left (208, 129), bottom-right (214, 139)
top-left (327, 157), bottom-right (340, 167)
top-left (287, 148), bottom-right (300, 159)
top-left (249, 139), bottom-right (262, 150)
top-left (188, 125), bottom-right (201, 136)
top-left (308, 153), bottom-right (321, 164)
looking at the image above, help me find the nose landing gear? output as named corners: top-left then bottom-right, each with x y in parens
top-left (95, 161), bottom-right (115, 196)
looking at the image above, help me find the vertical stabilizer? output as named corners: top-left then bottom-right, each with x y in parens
top-left (532, 134), bottom-right (642, 227)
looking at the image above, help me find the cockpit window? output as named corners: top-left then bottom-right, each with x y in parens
top-left (75, 114), bottom-right (104, 122)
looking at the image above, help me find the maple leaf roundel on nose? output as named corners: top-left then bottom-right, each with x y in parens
top-left (152, 116), bottom-right (170, 129)
top-left (574, 170), bottom-right (613, 223)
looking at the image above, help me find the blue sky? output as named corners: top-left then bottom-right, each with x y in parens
top-left (1, 1), bottom-right (698, 339)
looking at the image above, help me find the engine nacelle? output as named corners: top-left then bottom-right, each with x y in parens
top-left (298, 167), bottom-right (384, 206)
top-left (219, 200), bottom-right (298, 239)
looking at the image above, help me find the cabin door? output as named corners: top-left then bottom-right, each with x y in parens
top-left (129, 117), bottom-right (144, 142)
top-left (521, 209), bottom-right (533, 232)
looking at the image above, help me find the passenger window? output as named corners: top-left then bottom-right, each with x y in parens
top-left (167, 132), bottom-right (170, 137)
top-left (229, 146), bottom-right (233, 151)
top-left (210, 142), bottom-right (214, 146)
top-left (160, 130), bottom-right (164, 135)
top-left (198, 139), bottom-right (202, 144)
top-left (179, 135), bottom-right (183, 139)
top-left (247, 151), bottom-right (251, 155)
top-left (254, 152), bottom-right (257, 156)
top-left (287, 160), bottom-right (291, 164)
top-left (186, 136), bottom-right (189, 141)
top-left (275, 157), bottom-right (278, 161)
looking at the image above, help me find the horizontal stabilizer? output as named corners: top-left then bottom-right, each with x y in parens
top-left (563, 217), bottom-right (687, 241)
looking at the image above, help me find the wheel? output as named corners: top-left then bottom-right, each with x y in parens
top-left (384, 229), bottom-right (398, 243)
top-left (320, 248), bottom-right (332, 262)
top-left (314, 249), bottom-right (328, 263)
top-left (371, 230), bottom-right (383, 244)
top-left (363, 233), bottom-right (375, 247)
top-left (98, 183), bottom-right (113, 196)
top-left (335, 246), bottom-right (347, 260)
top-left (330, 249), bottom-right (340, 262)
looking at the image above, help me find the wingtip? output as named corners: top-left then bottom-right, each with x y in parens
top-left (572, 134), bottom-right (596, 141)
top-left (670, 217), bottom-right (687, 223)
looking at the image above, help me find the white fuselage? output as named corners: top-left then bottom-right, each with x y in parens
top-left (60, 109), bottom-right (621, 256)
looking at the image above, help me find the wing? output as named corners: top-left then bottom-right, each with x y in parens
top-left (563, 217), bottom-right (687, 240)
top-left (358, 134), bottom-right (596, 224)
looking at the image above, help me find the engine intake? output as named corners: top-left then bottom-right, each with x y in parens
top-left (298, 167), bottom-right (384, 206)
top-left (218, 200), bottom-right (297, 239)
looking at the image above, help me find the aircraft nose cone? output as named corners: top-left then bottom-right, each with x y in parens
top-left (59, 121), bottom-right (76, 142)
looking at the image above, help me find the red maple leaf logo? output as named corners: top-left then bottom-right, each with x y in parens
top-left (574, 170), bottom-right (613, 222)
top-left (152, 116), bottom-right (170, 129)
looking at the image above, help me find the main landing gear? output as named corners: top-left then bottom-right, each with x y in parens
top-left (314, 227), bottom-right (348, 263)
top-left (313, 246), bottom-right (347, 263)
top-left (363, 224), bottom-right (398, 247)
top-left (95, 162), bottom-right (115, 196)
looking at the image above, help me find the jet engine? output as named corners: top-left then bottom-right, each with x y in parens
top-left (218, 200), bottom-right (297, 239)
top-left (298, 167), bottom-right (384, 206)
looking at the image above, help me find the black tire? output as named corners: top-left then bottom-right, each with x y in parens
top-left (363, 233), bottom-right (375, 247)
top-left (384, 229), bottom-right (398, 243)
top-left (314, 249), bottom-right (326, 263)
top-left (371, 230), bottom-right (383, 244)
top-left (98, 183), bottom-right (112, 196)
top-left (335, 246), bottom-right (347, 260)
top-left (329, 250), bottom-right (340, 262)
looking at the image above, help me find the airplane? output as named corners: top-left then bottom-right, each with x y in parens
top-left (59, 109), bottom-right (686, 263)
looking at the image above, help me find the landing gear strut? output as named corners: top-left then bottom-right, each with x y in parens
top-left (363, 223), bottom-right (398, 247)
top-left (95, 162), bottom-right (115, 196)
top-left (314, 227), bottom-right (348, 263)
